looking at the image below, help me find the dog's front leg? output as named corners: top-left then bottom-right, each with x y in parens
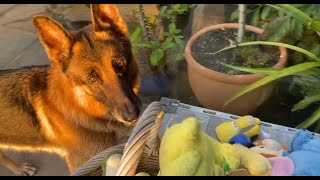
top-left (0, 150), bottom-right (37, 176)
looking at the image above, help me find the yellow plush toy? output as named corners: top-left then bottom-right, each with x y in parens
top-left (159, 117), bottom-right (271, 176)
top-left (215, 115), bottom-right (261, 143)
top-left (159, 117), bottom-right (240, 176)
top-left (234, 144), bottom-right (271, 176)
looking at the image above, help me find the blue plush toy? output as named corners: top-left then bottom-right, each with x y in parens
top-left (285, 130), bottom-right (320, 176)
top-left (290, 130), bottom-right (320, 153)
top-left (228, 133), bottom-right (252, 147)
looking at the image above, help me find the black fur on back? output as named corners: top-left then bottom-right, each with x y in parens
top-left (0, 65), bottom-right (50, 128)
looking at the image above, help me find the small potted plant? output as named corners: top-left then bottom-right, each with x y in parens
top-left (225, 4), bottom-right (320, 128)
top-left (184, 4), bottom-right (288, 115)
top-left (230, 4), bottom-right (320, 66)
top-left (129, 4), bottom-right (192, 96)
top-left (220, 4), bottom-right (320, 130)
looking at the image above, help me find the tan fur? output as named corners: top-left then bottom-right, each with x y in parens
top-left (0, 4), bottom-right (141, 175)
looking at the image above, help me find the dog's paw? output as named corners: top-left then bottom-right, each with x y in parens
top-left (13, 163), bottom-right (37, 176)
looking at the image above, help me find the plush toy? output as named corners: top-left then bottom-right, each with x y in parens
top-left (290, 129), bottom-right (320, 153)
top-left (267, 157), bottom-right (294, 176)
top-left (250, 139), bottom-right (288, 157)
top-left (254, 139), bottom-right (290, 152)
top-left (102, 153), bottom-right (122, 176)
top-left (159, 117), bottom-right (240, 176)
top-left (215, 115), bottom-right (261, 143)
top-left (228, 133), bottom-right (252, 147)
top-left (250, 146), bottom-right (281, 158)
top-left (159, 117), bottom-right (271, 176)
top-left (233, 143), bottom-right (271, 176)
top-left (286, 151), bottom-right (320, 176)
top-left (284, 130), bottom-right (320, 176)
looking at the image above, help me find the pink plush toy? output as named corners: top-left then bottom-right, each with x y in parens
top-left (267, 157), bottom-right (294, 176)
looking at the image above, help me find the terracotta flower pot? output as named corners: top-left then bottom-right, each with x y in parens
top-left (184, 23), bottom-right (288, 116)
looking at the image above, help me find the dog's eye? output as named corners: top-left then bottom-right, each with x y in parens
top-left (115, 58), bottom-right (127, 67)
top-left (87, 76), bottom-right (97, 83)
top-left (112, 57), bottom-right (127, 73)
top-left (87, 70), bottom-right (99, 84)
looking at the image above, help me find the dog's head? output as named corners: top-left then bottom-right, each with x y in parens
top-left (33, 4), bottom-right (141, 126)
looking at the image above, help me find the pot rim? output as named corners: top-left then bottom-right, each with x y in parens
top-left (184, 23), bottom-right (288, 85)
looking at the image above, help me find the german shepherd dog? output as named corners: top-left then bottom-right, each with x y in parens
top-left (0, 4), bottom-right (141, 175)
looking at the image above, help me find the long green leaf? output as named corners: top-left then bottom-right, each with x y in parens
top-left (223, 64), bottom-right (320, 77)
top-left (292, 94), bottom-right (320, 111)
top-left (301, 69), bottom-right (320, 76)
top-left (212, 41), bottom-right (320, 62)
top-left (224, 62), bottom-right (320, 106)
top-left (278, 4), bottom-right (320, 32)
top-left (222, 63), bottom-right (281, 75)
top-left (290, 19), bottom-right (304, 39)
top-left (266, 4), bottom-right (320, 32)
top-left (267, 4), bottom-right (311, 22)
top-left (296, 107), bottom-right (320, 129)
top-left (266, 16), bottom-right (291, 42)
top-left (261, 6), bottom-right (272, 20)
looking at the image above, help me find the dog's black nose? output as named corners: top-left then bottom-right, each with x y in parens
top-left (124, 99), bottom-right (141, 122)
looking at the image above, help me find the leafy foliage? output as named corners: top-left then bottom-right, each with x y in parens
top-left (221, 4), bottom-right (320, 130)
top-left (129, 4), bottom-right (192, 69)
top-left (231, 4), bottom-right (320, 64)
top-left (227, 4), bottom-right (320, 130)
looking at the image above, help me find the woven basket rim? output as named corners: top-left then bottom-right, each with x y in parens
top-left (71, 101), bottom-right (164, 176)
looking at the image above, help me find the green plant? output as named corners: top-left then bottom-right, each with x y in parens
top-left (129, 4), bottom-right (192, 70)
top-left (235, 5), bottom-right (275, 67)
top-left (231, 4), bottom-right (320, 65)
top-left (208, 4), bottom-right (276, 69)
top-left (218, 4), bottom-right (320, 130)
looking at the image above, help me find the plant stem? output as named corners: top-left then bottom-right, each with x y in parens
top-left (137, 5), bottom-right (152, 41)
top-left (154, 13), bottom-right (163, 40)
top-left (237, 4), bottom-right (247, 43)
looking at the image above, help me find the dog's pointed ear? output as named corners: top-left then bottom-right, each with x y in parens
top-left (90, 4), bottom-right (128, 34)
top-left (33, 14), bottom-right (73, 66)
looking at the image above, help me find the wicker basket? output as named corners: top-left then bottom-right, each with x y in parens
top-left (71, 101), bottom-right (164, 176)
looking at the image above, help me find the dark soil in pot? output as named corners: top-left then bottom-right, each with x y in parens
top-left (190, 29), bottom-right (280, 74)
